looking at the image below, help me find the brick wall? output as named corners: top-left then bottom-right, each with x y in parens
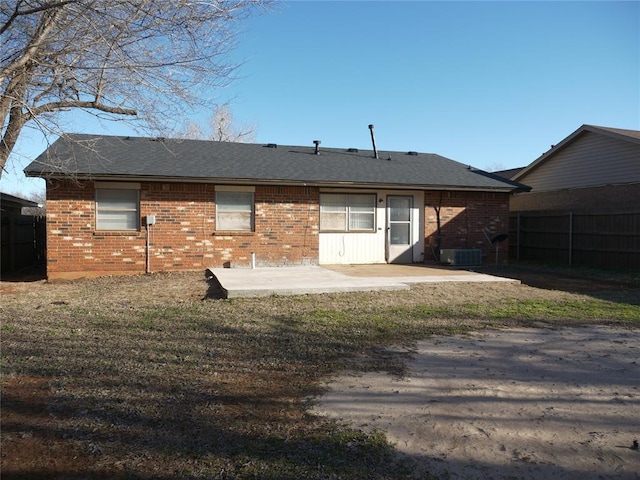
top-left (214, 186), bottom-right (319, 268)
top-left (45, 180), bottom-right (320, 279)
top-left (424, 190), bottom-right (511, 264)
top-left (45, 179), bottom-right (510, 277)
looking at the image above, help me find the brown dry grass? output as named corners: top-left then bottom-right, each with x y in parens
top-left (1, 267), bottom-right (639, 479)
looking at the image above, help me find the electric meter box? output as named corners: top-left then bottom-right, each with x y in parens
top-left (144, 215), bottom-right (156, 225)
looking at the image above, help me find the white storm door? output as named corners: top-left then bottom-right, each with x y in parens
top-left (387, 195), bottom-right (413, 264)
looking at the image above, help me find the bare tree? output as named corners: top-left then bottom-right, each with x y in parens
top-left (22, 188), bottom-right (46, 215)
top-left (0, 0), bottom-right (273, 178)
top-left (180, 103), bottom-right (256, 142)
top-left (485, 162), bottom-right (506, 173)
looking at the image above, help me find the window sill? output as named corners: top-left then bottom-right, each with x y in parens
top-left (212, 231), bottom-right (255, 236)
top-left (320, 230), bottom-right (377, 234)
top-left (93, 231), bottom-right (142, 236)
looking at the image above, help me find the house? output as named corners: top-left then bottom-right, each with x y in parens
top-left (506, 124), bottom-right (640, 268)
top-left (24, 133), bottom-right (526, 279)
top-left (510, 124), bottom-right (640, 213)
top-left (1, 192), bottom-right (39, 216)
top-left (1, 192), bottom-right (45, 275)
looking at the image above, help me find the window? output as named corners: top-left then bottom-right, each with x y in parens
top-left (319, 194), bottom-right (347, 231)
top-left (96, 189), bottom-right (139, 230)
top-left (216, 191), bottom-right (254, 231)
top-left (320, 193), bottom-right (376, 232)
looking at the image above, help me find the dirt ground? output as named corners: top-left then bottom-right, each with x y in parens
top-left (310, 266), bottom-right (640, 479)
top-left (313, 325), bottom-right (640, 480)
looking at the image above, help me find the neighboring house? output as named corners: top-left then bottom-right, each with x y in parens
top-left (25, 133), bottom-right (525, 279)
top-left (510, 124), bottom-right (640, 213)
top-left (507, 124), bottom-right (640, 268)
top-left (1, 192), bottom-right (45, 275)
top-left (1, 192), bottom-right (39, 216)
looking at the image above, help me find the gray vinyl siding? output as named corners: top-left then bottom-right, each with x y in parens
top-left (520, 132), bottom-right (640, 192)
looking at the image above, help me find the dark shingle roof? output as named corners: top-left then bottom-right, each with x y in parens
top-left (25, 133), bottom-right (523, 191)
top-left (493, 167), bottom-right (525, 180)
top-left (1, 192), bottom-right (39, 212)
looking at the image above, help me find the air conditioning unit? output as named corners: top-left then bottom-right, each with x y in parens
top-left (440, 249), bottom-right (482, 266)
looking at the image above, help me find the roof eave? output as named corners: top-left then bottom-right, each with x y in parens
top-left (33, 173), bottom-right (517, 193)
top-left (0, 192), bottom-right (39, 208)
top-left (586, 125), bottom-right (640, 144)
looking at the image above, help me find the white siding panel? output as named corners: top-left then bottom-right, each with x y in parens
top-left (319, 232), bottom-right (385, 264)
top-left (318, 189), bottom-right (424, 264)
top-left (523, 132), bottom-right (640, 192)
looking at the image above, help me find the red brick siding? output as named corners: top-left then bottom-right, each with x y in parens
top-left (213, 186), bottom-right (319, 267)
top-left (45, 180), bottom-right (510, 277)
top-left (424, 190), bottom-right (510, 264)
top-left (45, 180), bottom-right (319, 279)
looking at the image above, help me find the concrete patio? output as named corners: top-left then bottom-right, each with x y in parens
top-left (206, 264), bottom-right (518, 298)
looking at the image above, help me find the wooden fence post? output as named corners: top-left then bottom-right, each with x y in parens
top-left (568, 211), bottom-right (573, 266)
top-left (516, 212), bottom-right (521, 262)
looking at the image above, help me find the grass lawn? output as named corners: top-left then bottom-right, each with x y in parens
top-left (1, 265), bottom-right (639, 479)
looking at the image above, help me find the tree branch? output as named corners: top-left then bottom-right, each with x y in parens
top-left (31, 99), bottom-right (137, 117)
top-left (1, 5), bottom-right (66, 83)
top-left (0, 0), bottom-right (274, 177)
top-left (0, 0), bottom-right (75, 36)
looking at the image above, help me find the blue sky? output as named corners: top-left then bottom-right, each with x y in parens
top-left (2, 0), bottom-right (638, 197)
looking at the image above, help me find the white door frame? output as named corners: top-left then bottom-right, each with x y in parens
top-left (386, 194), bottom-right (414, 263)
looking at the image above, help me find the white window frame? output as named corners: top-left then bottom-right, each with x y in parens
top-left (320, 193), bottom-right (376, 232)
top-left (95, 183), bottom-right (140, 231)
top-left (215, 186), bottom-right (255, 232)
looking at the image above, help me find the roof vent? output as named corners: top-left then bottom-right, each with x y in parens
top-left (152, 137), bottom-right (165, 142)
top-left (368, 124), bottom-right (379, 159)
top-left (313, 140), bottom-right (321, 155)
top-left (265, 143), bottom-right (277, 148)
top-left (347, 148), bottom-right (359, 153)
top-left (407, 151), bottom-right (418, 156)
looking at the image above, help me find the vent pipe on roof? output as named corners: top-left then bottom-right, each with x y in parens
top-left (313, 140), bottom-right (321, 155)
top-left (368, 124), bottom-right (378, 159)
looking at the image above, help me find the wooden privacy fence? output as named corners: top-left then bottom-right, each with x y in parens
top-left (509, 210), bottom-right (640, 270)
top-left (1, 214), bottom-right (46, 274)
